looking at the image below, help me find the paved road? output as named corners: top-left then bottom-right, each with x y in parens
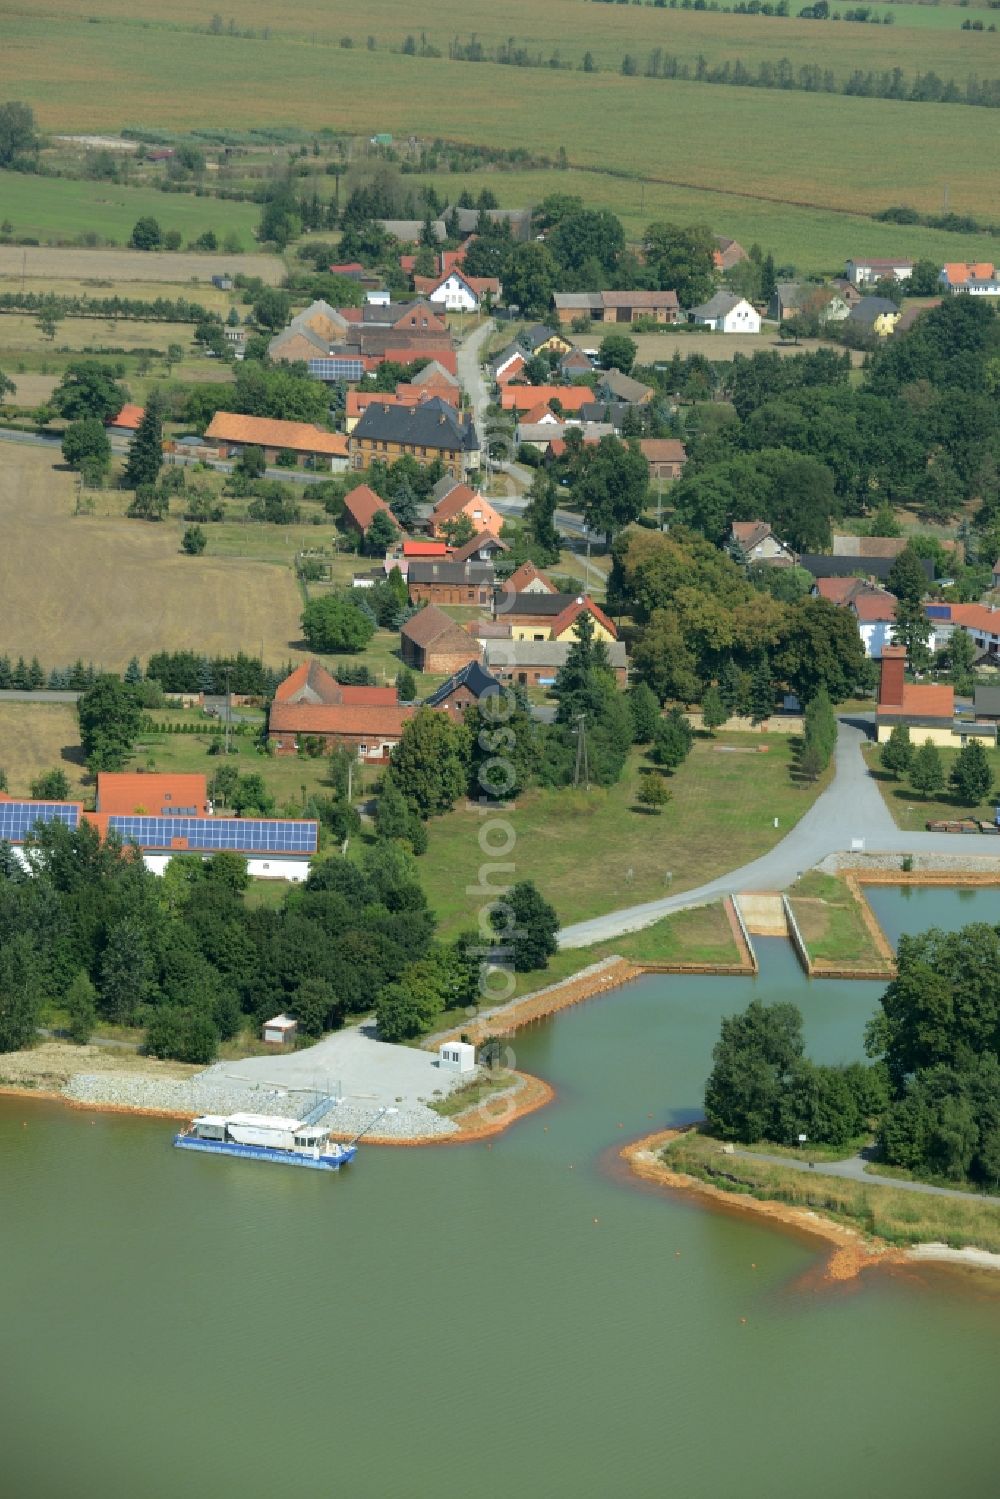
top-left (0, 689), bottom-right (80, 702)
top-left (733, 1146), bottom-right (1000, 1201)
top-left (559, 719), bottom-right (1000, 947)
top-left (456, 318), bottom-right (494, 438)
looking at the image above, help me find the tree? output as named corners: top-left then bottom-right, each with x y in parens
top-left (230, 773), bottom-right (275, 816)
top-left (879, 723), bottom-right (913, 779)
top-left (523, 469), bottom-right (561, 563)
top-left (489, 880), bottom-right (559, 972)
top-left (123, 391), bottom-right (164, 491)
top-left (776, 597), bottom-right (867, 704)
top-left (77, 675), bottom-right (142, 771)
top-left (0, 934), bottom-right (41, 1053)
top-left (628, 682), bottom-right (660, 743)
top-left (440, 512), bottom-right (476, 547)
top-left (61, 418), bottom-right (111, 475)
top-left (598, 333), bottom-right (637, 375)
top-left (364, 509), bottom-right (399, 556)
top-left (301, 592), bottom-right (376, 654)
top-left (945, 627), bottom-right (976, 696)
top-left (53, 361), bottom-right (129, 423)
top-left (894, 597), bottom-right (933, 674)
top-left (701, 685), bottom-right (728, 734)
top-left (376, 968), bottom-right (446, 1042)
top-left (395, 666), bottom-right (416, 702)
top-left (237, 444), bottom-right (266, 479)
top-left (65, 971), bottom-right (97, 1045)
top-left (30, 769), bottom-right (70, 800)
top-left (704, 999), bottom-right (805, 1143)
top-left (251, 287), bottom-right (292, 330)
top-left (949, 738), bottom-right (993, 807)
top-left (576, 435), bottom-right (649, 546)
top-left (547, 208), bottom-right (624, 277)
top-left (182, 525), bottom-right (207, 555)
top-left (500, 242), bottom-right (556, 318)
top-left (636, 771), bottom-right (670, 814)
top-left (652, 707), bottom-right (693, 770)
top-left (387, 479), bottom-right (419, 530)
top-left (886, 544), bottom-right (927, 604)
top-left (391, 709), bottom-right (469, 817)
top-left (0, 101), bottom-right (37, 167)
top-left (749, 657), bottom-right (774, 724)
top-left (130, 216), bottom-right (163, 251)
top-left (642, 221), bottom-right (715, 307)
top-left (292, 977), bottom-right (338, 1038)
top-left (910, 738), bottom-right (944, 798)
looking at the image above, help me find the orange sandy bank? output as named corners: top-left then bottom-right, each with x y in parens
top-left (622, 1129), bottom-right (907, 1282)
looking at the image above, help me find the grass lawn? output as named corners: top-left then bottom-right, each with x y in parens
top-left (0, 171), bottom-right (260, 250)
top-left (786, 869), bottom-right (891, 972)
top-left (665, 1129), bottom-right (1000, 1251)
top-left (614, 901), bottom-right (741, 967)
top-left (862, 744), bottom-right (1000, 831)
top-left (417, 732), bottom-right (826, 937)
top-left (0, 702), bottom-right (89, 798)
top-left (428, 1069), bottom-right (517, 1116)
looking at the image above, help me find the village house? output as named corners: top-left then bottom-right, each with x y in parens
top-left (640, 439), bottom-right (688, 481)
top-left (400, 604), bottom-right (481, 674)
top-left (341, 484), bottom-right (401, 538)
top-left (551, 290), bottom-right (680, 327)
top-left (95, 772), bottom-right (209, 816)
top-left (268, 300), bottom-right (352, 363)
top-left (845, 257), bottom-right (914, 287)
top-left (500, 385), bottom-right (592, 415)
top-left (713, 235), bottom-right (748, 272)
top-left (517, 421), bottom-right (615, 454)
top-left (268, 700), bottom-right (414, 761)
top-left (412, 267), bottom-right (501, 312)
top-left (349, 398), bottom-right (479, 481)
top-left (406, 558), bottom-right (495, 607)
top-left (519, 324), bottom-right (574, 358)
top-left (483, 637), bottom-right (628, 689)
top-left (273, 660), bottom-right (397, 709)
top-left (814, 578), bottom-right (897, 659)
top-left (729, 520), bottom-right (795, 566)
top-left (106, 403), bottom-right (144, 438)
top-left (489, 343), bottom-right (528, 385)
top-left (203, 413), bottom-right (349, 471)
top-left (344, 381), bottom-right (459, 433)
top-left (593, 368), bottom-right (654, 405)
top-left (800, 553), bottom-right (933, 585)
top-left (687, 293), bottom-right (761, 333)
top-left (848, 298), bottom-right (902, 337)
top-left (938, 263), bottom-right (1000, 296)
top-left (769, 282), bottom-right (850, 324)
top-left (429, 482), bottom-right (503, 539)
top-left (559, 348), bottom-right (594, 379)
top-left (504, 560), bottom-right (558, 594)
top-left (449, 530), bottom-right (508, 566)
top-left (497, 593), bottom-right (618, 643)
top-left (423, 660), bottom-right (501, 717)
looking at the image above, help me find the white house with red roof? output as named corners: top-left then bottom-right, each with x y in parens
top-left (939, 263), bottom-right (1000, 296)
top-left (413, 266), bottom-right (501, 312)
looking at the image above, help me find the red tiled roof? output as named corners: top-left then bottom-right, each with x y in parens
top-left (816, 578), bottom-right (861, 604)
top-left (501, 386), bottom-right (590, 412)
top-left (204, 412), bottom-right (348, 456)
top-left (449, 530), bottom-right (507, 565)
top-left (268, 702), bottom-right (414, 736)
top-left (942, 262), bottom-right (996, 286)
top-left (879, 684), bottom-right (954, 719)
top-left (852, 593), bottom-right (896, 623)
top-left (505, 561), bottom-right (557, 593)
top-left (109, 403), bottom-right (144, 430)
top-left (96, 772), bottom-right (207, 815)
top-left (274, 661), bottom-right (395, 706)
top-left (401, 604), bottom-right (478, 651)
top-left (946, 604), bottom-right (1000, 635)
top-left (548, 596), bottom-right (619, 642)
top-left (402, 540), bottom-right (450, 557)
top-left (382, 346), bottom-right (458, 375)
top-left (343, 484), bottom-right (398, 531)
top-left (640, 439), bottom-right (687, 464)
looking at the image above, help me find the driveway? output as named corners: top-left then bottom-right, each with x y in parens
top-left (559, 720), bottom-right (1000, 947)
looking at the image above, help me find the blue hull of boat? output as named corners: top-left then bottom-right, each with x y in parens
top-left (173, 1135), bottom-right (357, 1170)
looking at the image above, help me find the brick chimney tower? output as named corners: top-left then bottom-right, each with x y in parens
top-left (879, 645), bottom-right (906, 708)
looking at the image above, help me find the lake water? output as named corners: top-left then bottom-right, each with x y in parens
top-left (2, 889), bottom-right (1000, 1499)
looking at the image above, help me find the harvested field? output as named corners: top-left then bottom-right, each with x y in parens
top-left (2, 373), bottom-right (58, 406)
top-left (0, 313), bottom-right (197, 357)
top-left (0, 702), bottom-right (88, 797)
top-left (0, 243), bottom-right (281, 287)
top-left (573, 330), bottom-right (867, 366)
top-left (0, 443), bottom-right (304, 669)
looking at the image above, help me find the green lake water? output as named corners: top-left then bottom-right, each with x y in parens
top-left (2, 888), bottom-right (1000, 1499)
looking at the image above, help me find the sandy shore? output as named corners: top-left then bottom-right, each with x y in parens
top-left (622, 1130), bottom-right (1000, 1282)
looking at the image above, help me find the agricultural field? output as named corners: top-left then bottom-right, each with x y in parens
top-left (0, 443), bottom-right (304, 670)
top-left (569, 328), bottom-right (868, 364)
top-left (1, 5), bottom-right (998, 275)
top-left (0, 241), bottom-right (282, 288)
top-left (0, 173), bottom-right (264, 254)
top-left (0, 701), bottom-right (89, 798)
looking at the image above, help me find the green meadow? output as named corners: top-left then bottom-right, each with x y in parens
top-left (0, 170), bottom-right (258, 247)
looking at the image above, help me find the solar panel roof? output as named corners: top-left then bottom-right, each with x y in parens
top-left (107, 815), bottom-right (318, 856)
top-left (0, 801), bottom-right (81, 843)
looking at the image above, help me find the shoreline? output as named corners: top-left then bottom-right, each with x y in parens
top-left (622, 1129), bottom-right (1000, 1281)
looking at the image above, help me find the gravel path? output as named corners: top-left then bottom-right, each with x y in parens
top-left (733, 1147), bottom-right (1000, 1201)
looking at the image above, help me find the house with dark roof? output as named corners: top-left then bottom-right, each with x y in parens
top-left (407, 559), bottom-right (495, 607)
top-left (551, 290), bottom-right (679, 327)
top-left (423, 661), bottom-right (501, 717)
top-left (848, 297), bottom-right (902, 336)
top-left (449, 530), bottom-right (508, 566)
top-left (400, 603), bottom-right (481, 674)
top-left (799, 554), bottom-right (933, 584)
top-left (519, 324), bottom-right (573, 357)
top-left (349, 397), bottom-right (480, 482)
top-left (594, 368), bottom-right (653, 405)
top-left (483, 637), bottom-right (628, 688)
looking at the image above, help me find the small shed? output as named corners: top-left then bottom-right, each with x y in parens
top-left (438, 1041), bottom-right (475, 1074)
top-left (263, 1013), bottom-right (298, 1046)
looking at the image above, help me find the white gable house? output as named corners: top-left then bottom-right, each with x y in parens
top-left (688, 292), bottom-right (761, 334)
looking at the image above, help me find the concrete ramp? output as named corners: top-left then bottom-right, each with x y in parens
top-left (736, 892), bottom-right (788, 937)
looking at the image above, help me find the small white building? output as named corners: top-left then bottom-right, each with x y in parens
top-left (438, 1041), bottom-right (476, 1074)
top-left (263, 1014), bottom-right (298, 1046)
top-left (687, 293), bottom-right (761, 333)
top-left (845, 257), bottom-right (914, 287)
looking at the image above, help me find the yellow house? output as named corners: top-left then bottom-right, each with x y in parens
top-left (502, 594), bottom-right (619, 643)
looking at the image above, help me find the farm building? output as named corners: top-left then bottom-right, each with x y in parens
top-left (107, 403), bottom-right (145, 437)
top-left (423, 661), bottom-right (501, 717)
top-left (687, 293), bottom-right (761, 334)
top-left (400, 605), bottom-right (480, 675)
top-left (204, 413), bottom-right (349, 471)
top-left (640, 439), bottom-right (688, 481)
top-left (483, 637), bottom-right (628, 688)
top-left (407, 558), bottom-right (495, 607)
top-left (341, 484), bottom-right (400, 536)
